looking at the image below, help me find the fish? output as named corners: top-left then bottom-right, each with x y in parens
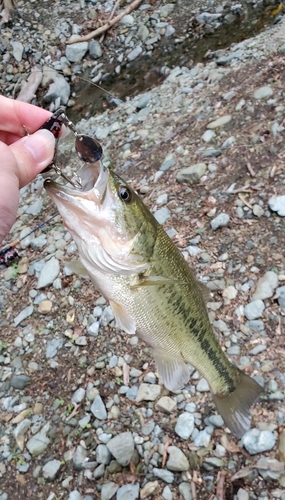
top-left (44, 161), bottom-right (263, 438)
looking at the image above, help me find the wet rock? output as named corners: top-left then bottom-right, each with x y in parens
top-left (242, 428), bottom-right (276, 454)
top-left (253, 86), bottom-right (273, 99)
top-left (252, 271), bottom-right (278, 300)
top-left (38, 257), bottom-right (60, 288)
top-left (175, 412), bottom-right (195, 439)
top-left (176, 163), bottom-right (207, 184)
top-left (10, 374), bottom-right (31, 390)
top-left (107, 432), bottom-right (134, 466)
top-left (136, 383), bottom-right (162, 402)
top-left (268, 195), bottom-right (285, 216)
top-left (207, 115), bottom-right (232, 129)
top-left (210, 213), bottom-right (230, 230)
top-left (116, 483), bottom-right (139, 500)
top-left (14, 305), bottom-right (34, 326)
top-left (66, 39), bottom-right (88, 62)
top-left (42, 459), bottom-right (62, 480)
top-left (91, 395), bottom-right (107, 420)
top-left (166, 446), bottom-right (189, 471)
top-left (89, 40), bottom-right (102, 59)
top-left (244, 300), bottom-right (265, 320)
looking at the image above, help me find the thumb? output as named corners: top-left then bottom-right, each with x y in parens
top-left (9, 129), bottom-right (56, 188)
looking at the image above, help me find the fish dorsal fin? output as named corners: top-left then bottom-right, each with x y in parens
top-left (197, 281), bottom-right (211, 303)
top-left (109, 300), bottom-right (136, 335)
top-left (153, 349), bottom-right (193, 392)
top-left (65, 260), bottom-right (90, 279)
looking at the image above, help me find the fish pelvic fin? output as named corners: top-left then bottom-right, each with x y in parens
top-left (153, 350), bottom-right (193, 392)
top-left (212, 370), bottom-right (263, 438)
top-left (109, 300), bottom-right (136, 335)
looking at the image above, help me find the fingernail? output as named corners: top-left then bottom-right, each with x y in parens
top-left (23, 129), bottom-right (56, 166)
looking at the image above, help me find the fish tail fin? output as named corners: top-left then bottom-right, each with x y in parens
top-left (212, 371), bottom-right (263, 438)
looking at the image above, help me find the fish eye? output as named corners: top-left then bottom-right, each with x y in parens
top-left (118, 186), bottom-right (132, 203)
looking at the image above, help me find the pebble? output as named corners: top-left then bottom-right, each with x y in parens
top-left (202, 130), bottom-right (216, 142)
top-left (14, 305), bottom-right (34, 326)
top-left (154, 207), bottom-right (171, 225)
top-left (210, 213), bottom-right (230, 230)
top-left (207, 115), bottom-right (232, 129)
top-left (242, 429), bottom-right (276, 454)
top-left (155, 396), bottom-right (177, 413)
top-left (252, 271), bottom-right (278, 300)
top-left (127, 46), bottom-right (142, 61)
top-left (73, 445), bottom-right (87, 470)
top-left (166, 446), bottom-right (189, 471)
top-left (38, 300), bottom-right (52, 314)
top-left (268, 195), bottom-right (285, 216)
top-left (107, 432), bottom-right (134, 466)
top-left (194, 428), bottom-right (212, 447)
top-left (162, 486), bottom-right (173, 500)
top-left (72, 388), bottom-right (86, 404)
top-left (42, 459), bottom-right (62, 480)
top-left (68, 491), bottom-right (82, 500)
top-left (136, 383), bottom-right (161, 402)
top-left (175, 412), bottom-right (195, 439)
top-left (244, 300), bottom-right (265, 320)
top-left (253, 86), bottom-right (273, 99)
top-left (277, 286), bottom-right (285, 311)
top-left (116, 483), bottom-right (139, 500)
top-left (46, 338), bottom-right (63, 359)
top-left (66, 39), bottom-right (89, 62)
top-left (10, 374), bottom-right (31, 390)
top-left (237, 488), bottom-right (249, 500)
top-left (178, 482), bottom-right (192, 500)
top-left (26, 423), bottom-right (50, 456)
top-left (101, 482), bottom-right (119, 500)
top-left (176, 163), bottom-right (207, 184)
top-left (89, 40), bottom-right (102, 59)
top-left (197, 378), bottom-right (210, 392)
top-left (38, 257), bottom-right (60, 289)
top-left (91, 395), bottom-right (107, 420)
top-left (140, 482), bottom-right (159, 499)
top-left (152, 468), bottom-right (174, 484)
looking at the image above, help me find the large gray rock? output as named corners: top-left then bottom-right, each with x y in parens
top-left (268, 195), bottom-right (285, 216)
top-left (66, 39), bottom-right (88, 62)
top-left (242, 428), bottom-right (276, 454)
top-left (107, 432), bottom-right (134, 466)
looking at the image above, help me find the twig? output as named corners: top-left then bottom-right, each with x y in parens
top-left (238, 192), bottom-right (253, 209)
top-left (67, 0), bottom-right (143, 44)
top-left (246, 162), bottom-right (256, 177)
top-left (0, 0), bottom-right (15, 24)
top-left (191, 481), bottom-right (197, 500)
top-left (16, 67), bottom-right (43, 103)
top-left (66, 403), bottom-right (80, 421)
top-left (162, 437), bottom-right (171, 468)
top-left (123, 362), bottom-right (130, 386)
top-left (216, 470), bottom-right (227, 500)
top-left (100, 0), bottom-right (120, 43)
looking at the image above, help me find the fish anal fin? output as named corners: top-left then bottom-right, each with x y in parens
top-left (66, 260), bottom-right (90, 279)
top-left (153, 350), bottom-right (193, 392)
top-left (212, 370), bottom-right (263, 438)
top-left (109, 300), bottom-right (136, 335)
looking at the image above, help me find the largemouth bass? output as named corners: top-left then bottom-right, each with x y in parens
top-left (45, 161), bottom-right (263, 438)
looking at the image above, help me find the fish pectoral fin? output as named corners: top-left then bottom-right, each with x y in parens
top-left (212, 370), bottom-right (264, 438)
top-left (197, 281), bottom-right (211, 303)
top-left (65, 260), bottom-right (90, 279)
top-left (109, 300), bottom-right (136, 335)
top-left (153, 350), bottom-right (193, 392)
top-left (131, 275), bottom-right (187, 290)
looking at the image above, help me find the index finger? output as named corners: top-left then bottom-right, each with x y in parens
top-left (0, 95), bottom-right (52, 137)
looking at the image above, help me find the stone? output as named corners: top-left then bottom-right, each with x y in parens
top-left (210, 213), bottom-right (230, 230)
top-left (72, 388), bottom-right (86, 404)
top-left (162, 486), bottom-right (173, 500)
top-left (96, 444), bottom-right (111, 465)
top-left (166, 446), bottom-right (189, 471)
top-left (136, 93), bottom-right (151, 109)
top-left (175, 412), bottom-right (195, 439)
top-left (136, 383), bottom-right (161, 402)
top-left (46, 338), bottom-right (63, 358)
top-left (10, 374), bottom-right (31, 390)
top-left (207, 115), bottom-right (232, 129)
top-left (107, 432), bottom-right (134, 466)
top-left (253, 86), bottom-right (273, 100)
top-left (194, 428), bottom-right (212, 447)
top-left (66, 39), bottom-right (88, 62)
top-left (42, 459), bottom-right (62, 480)
top-left (38, 300), bottom-right (52, 314)
top-left (165, 25), bottom-right (175, 37)
top-left (208, 415), bottom-right (224, 427)
top-left (244, 300), bottom-right (265, 320)
top-left (153, 468), bottom-right (174, 484)
top-left (277, 286), bottom-right (285, 311)
top-left (202, 130), bottom-right (216, 142)
top-left (73, 445), bottom-right (87, 470)
top-left (252, 204), bottom-right (264, 217)
top-left (268, 195), bottom-right (285, 216)
top-left (155, 396), bottom-right (177, 414)
top-left (256, 457), bottom-right (284, 480)
top-left (196, 378), bottom-right (210, 392)
top-left (116, 484), bottom-right (139, 500)
top-left (237, 489), bottom-right (249, 500)
top-left (12, 41), bottom-right (24, 62)
top-left (68, 491), bottom-right (82, 500)
top-left (160, 4), bottom-right (175, 17)
top-left (178, 482), bottom-right (192, 500)
top-left (242, 428), bottom-right (276, 454)
top-left (252, 271), bottom-right (278, 301)
top-left (14, 305), bottom-right (34, 326)
top-left (89, 40), bottom-right (102, 59)
top-left (14, 419), bottom-right (31, 450)
top-left (44, 76), bottom-right (70, 105)
top-left (127, 46), bottom-right (142, 61)
top-left (176, 163), bottom-right (207, 184)
top-left (154, 207), bottom-right (171, 225)
top-left (26, 423), bottom-right (50, 456)
top-left (91, 395), bottom-right (107, 420)
top-left (38, 257), bottom-right (60, 288)
top-left (101, 482), bottom-right (119, 500)
top-left (140, 481), bottom-right (159, 499)
top-left (26, 199), bottom-right (43, 216)
top-left (137, 23), bottom-right (149, 42)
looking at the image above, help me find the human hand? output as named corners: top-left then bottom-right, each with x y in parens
top-left (0, 96), bottom-right (56, 244)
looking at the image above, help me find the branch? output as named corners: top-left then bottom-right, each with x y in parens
top-left (67, 0), bottom-right (143, 44)
top-left (16, 67), bottom-right (43, 103)
top-left (0, 0), bottom-right (16, 24)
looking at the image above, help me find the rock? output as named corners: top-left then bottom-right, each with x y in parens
top-left (153, 468), bottom-right (174, 484)
top-left (268, 195), bottom-right (285, 216)
top-left (136, 93), bottom-right (151, 109)
top-left (179, 482), bottom-right (192, 500)
top-left (175, 412), bottom-right (195, 439)
top-left (101, 482), bottom-right (119, 500)
top-left (204, 457), bottom-right (224, 468)
top-left (209, 415), bottom-right (224, 427)
top-left (196, 12), bottom-right (222, 23)
top-left (73, 445), bottom-right (87, 470)
top-left (194, 428), bottom-right (212, 447)
top-left (277, 286), bottom-right (285, 311)
top-left (207, 115), bottom-right (232, 129)
top-left (210, 213), bottom-right (230, 230)
top-left (155, 396), bottom-right (177, 414)
top-left (244, 300), bottom-right (265, 320)
top-left (14, 305), bottom-right (34, 326)
top-left (176, 163), bottom-right (207, 184)
top-left (116, 483), bottom-right (139, 500)
top-left (278, 428), bottom-right (285, 461)
top-left (252, 204), bottom-right (264, 218)
top-left (162, 486), bottom-right (173, 500)
top-left (42, 459), bottom-right (62, 480)
top-left (196, 378), bottom-right (210, 392)
top-left (137, 23), bottom-right (149, 42)
top-left (12, 41), bottom-right (24, 62)
top-left (96, 444), bottom-right (111, 465)
top-left (44, 76), bottom-right (70, 105)
top-left (127, 46), bottom-right (142, 61)
top-left (107, 432), bottom-right (134, 466)
top-left (242, 428), bottom-right (276, 454)
top-left (26, 423), bottom-right (50, 456)
top-left (10, 374), bottom-right (31, 390)
top-left (165, 25), bottom-right (175, 37)
top-left (140, 481), bottom-right (159, 499)
top-left (38, 257), bottom-right (60, 288)
top-left (14, 419), bottom-right (31, 450)
top-left (88, 321), bottom-right (100, 336)
top-left (202, 130), bottom-right (216, 142)
top-left (89, 40), bottom-right (102, 59)
top-left (91, 395), bottom-right (107, 420)
top-left (66, 39), bottom-right (89, 62)
top-left (68, 491), bottom-right (82, 500)
top-left (160, 4), bottom-right (175, 17)
top-left (38, 300), bottom-right (52, 314)
top-left (136, 383), bottom-right (162, 402)
top-left (46, 338), bottom-right (63, 359)
top-left (26, 199), bottom-right (43, 216)
top-left (72, 388), bottom-right (86, 404)
top-left (252, 271), bottom-right (278, 300)
top-left (253, 86), bottom-right (273, 99)
top-left (166, 446), bottom-right (189, 471)
top-left (154, 207), bottom-right (171, 225)
top-left (256, 457), bottom-right (284, 480)
top-left (236, 488), bottom-right (249, 500)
